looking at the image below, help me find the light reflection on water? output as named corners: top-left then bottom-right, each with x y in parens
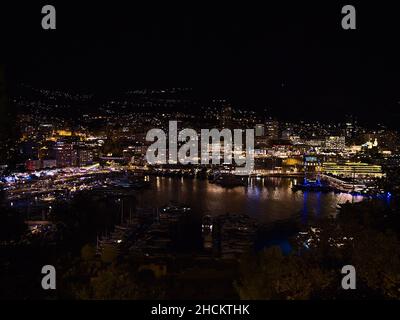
top-left (137, 177), bottom-right (364, 224)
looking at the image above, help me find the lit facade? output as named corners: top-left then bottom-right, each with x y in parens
top-left (322, 162), bottom-right (384, 178)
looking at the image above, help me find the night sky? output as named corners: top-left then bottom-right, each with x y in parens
top-left (4, 2), bottom-right (400, 126)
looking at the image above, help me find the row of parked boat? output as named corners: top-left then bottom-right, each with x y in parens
top-left (96, 204), bottom-right (258, 261)
top-left (97, 203), bottom-right (193, 259)
top-left (214, 213), bottom-right (258, 259)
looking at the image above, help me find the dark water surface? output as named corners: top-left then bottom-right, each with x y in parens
top-left (137, 176), bottom-right (364, 225)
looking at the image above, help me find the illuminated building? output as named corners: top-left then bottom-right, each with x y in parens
top-left (281, 128), bottom-right (293, 140)
top-left (344, 115), bottom-right (357, 139)
top-left (25, 159), bottom-right (57, 171)
top-left (42, 159), bottom-right (56, 169)
top-left (220, 104), bottom-right (232, 128)
top-left (289, 135), bottom-right (302, 145)
top-left (25, 159), bottom-right (42, 171)
top-left (75, 147), bottom-right (94, 166)
top-left (322, 162), bottom-right (384, 179)
top-left (38, 141), bottom-right (56, 160)
top-left (305, 139), bottom-right (323, 147)
top-left (362, 138), bottom-right (378, 150)
top-left (55, 141), bottom-right (74, 167)
top-left (324, 136), bottom-right (346, 151)
top-left (56, 130), bottom-right (73, 137)
top-left (255, 124), bottom-right (268, 146)
top-left (377, 131), bottom-right (399, 152)
top-left (265, 119), bottom-right (279, 140)
top-left (255, 124), bottom-right (265, 137)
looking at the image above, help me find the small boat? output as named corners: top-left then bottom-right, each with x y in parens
top-left (292, 183), bottom-right (332, 192)
top-left (214, 174), bottom-right (247, 188)
top-left (202, 215), bottom-right (213, 234)
top-left (159, 202), bottom-right (192, 216)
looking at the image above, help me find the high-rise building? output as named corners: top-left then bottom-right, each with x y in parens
top-left (55, 141), bottom-right (74, 167)
top-left (75, 147), bottom-right (94, 167)
top-left (255, 124), bottom-right (265, 137)
top-left (344, 115), bottom-right (357, 139)
top-left (265, 119), bottom-right (279, 140)
top-left (220, 104), bottom-right (232, 128)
